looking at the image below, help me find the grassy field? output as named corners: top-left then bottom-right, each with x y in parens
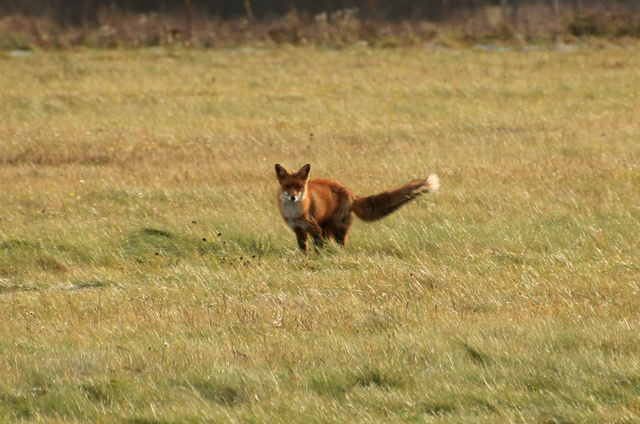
top-left (1, 43), bottom-right (639, 423)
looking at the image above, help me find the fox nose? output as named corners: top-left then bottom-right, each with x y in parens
top-left (290, 195), bottom-right (296, 201)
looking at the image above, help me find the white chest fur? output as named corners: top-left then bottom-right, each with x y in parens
top-left (281, 194), bottom-right (308, 230)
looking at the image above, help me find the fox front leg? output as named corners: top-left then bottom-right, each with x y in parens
top-left (307, 219), bottom-right (324, 249)
top-left (294, 228), bottom-right (309, 252)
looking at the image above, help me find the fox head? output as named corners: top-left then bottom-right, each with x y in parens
top-left (275, 163), bottom-right (311, 202)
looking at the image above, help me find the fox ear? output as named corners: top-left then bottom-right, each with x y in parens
top-left (298, 164), bottom-right (311, 180)
top-left (275, 164), bottom-right (288, 180)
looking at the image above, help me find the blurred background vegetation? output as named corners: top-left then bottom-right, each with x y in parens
top-left (1, 0), bottom-right (639, 49)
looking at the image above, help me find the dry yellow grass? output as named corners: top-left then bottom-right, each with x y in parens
top-left (1, 44), bottom-right (639, 422)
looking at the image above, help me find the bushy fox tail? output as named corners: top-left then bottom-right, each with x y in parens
top-left (352, 174), bottom-right (439, 222)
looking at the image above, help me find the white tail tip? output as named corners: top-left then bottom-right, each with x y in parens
top-left (426, 174), bottom-right (440, 192)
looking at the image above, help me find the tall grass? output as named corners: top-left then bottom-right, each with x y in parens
top-left (1, 5), bottom-right (640, 51)
top-left (1, 45), bottom-right (639, 422)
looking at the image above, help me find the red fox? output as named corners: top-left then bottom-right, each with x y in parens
top-left (275, 163), bottom-right (439, 252)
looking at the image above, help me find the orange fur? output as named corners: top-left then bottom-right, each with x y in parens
top-left (275, 163), bottom-right (439, 252)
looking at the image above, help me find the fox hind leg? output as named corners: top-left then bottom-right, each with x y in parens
top-left (333, 223), bottom-right (351, 248)
top-left (334, 201), bottom-right (353, 248)
top-left (308, 220), bottom-right (324, 249)
top-left (325, 216), bottom-right (352, 248)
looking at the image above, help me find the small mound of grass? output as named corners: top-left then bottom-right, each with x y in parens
top-left (121, 227), bottom-right (220, 264)
top-left (72, 280), bottom-right (113, 290)
top-left (310, 367), bottom-right (405, 397)
top-left (354, 367), bottom-right (404, 390)
top-left (420, 400), bottom-right (457, 416)
top-left (80, 379), bottom-right (128, 405)
top-left (309, 372), bottom-right (352, 397)
top-left (0, 239), bottom-right (68, 276)
top-left (457, 340), bottom-right (493, 366)
top-left (190, 378), bottom-right (241, 406)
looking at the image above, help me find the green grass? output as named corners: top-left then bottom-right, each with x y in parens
top-left (1, 44), bottom-right (640, 422)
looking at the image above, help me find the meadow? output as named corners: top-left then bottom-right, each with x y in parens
top-left (0, 42), bottom-right (639, 422)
